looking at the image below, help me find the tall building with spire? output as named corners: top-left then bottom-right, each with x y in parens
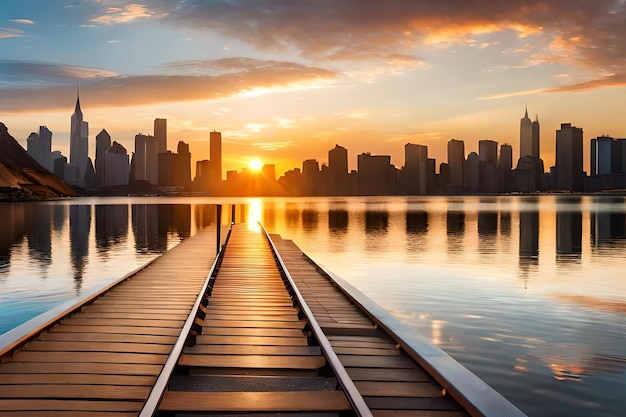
top-left (520, 106), bottom-right (540, 159)
top-left (520, 106), bottom-right (533, 159)
top-left (70, 90), bottom-right (89, 183)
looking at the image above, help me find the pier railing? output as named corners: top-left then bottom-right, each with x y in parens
top-left (262, 224), bottom-right (373, 417)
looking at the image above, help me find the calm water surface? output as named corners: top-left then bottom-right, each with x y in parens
top-left (1, 195), bottom-right (625, 417)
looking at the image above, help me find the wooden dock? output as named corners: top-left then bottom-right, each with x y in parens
top-left (0, 229), bottom-right (218, 416)
top-left (0, 221), bottom-right (526, 417)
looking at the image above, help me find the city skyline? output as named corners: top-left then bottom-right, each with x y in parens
top-left (2, 1), bottom-right (626, 175)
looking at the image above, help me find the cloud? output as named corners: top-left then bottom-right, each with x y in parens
top-left (544, 74), bottom-right (626, 93)
top-left (0, 61), bottom-right (119, 86)
top-left (0, 27), bottom-right (23, 40)
top-left (91, 3), bottom-right (155, 24)
top-left (8, 19), bottom-right (35, 25)
top-left (154, 0), bottom-right (626, 88)
top-left (0, 58), bottom-right (336, 112)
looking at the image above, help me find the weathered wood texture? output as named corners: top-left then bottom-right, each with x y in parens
top-left (160, 225), bottom-right (351, 415)
top-left (270, 235), bottom-right (469, 416)
top-left (0, 229), bottom-right (217, 415)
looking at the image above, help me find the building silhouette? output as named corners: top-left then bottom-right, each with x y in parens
top-left (95, 129), bottom-right (111, 188)
top-left (328, 144), bottom-right (349, 195)
top-left (70, 91), bottom-right (89, 185)
top-left (26, 126), bottom-right (53, 172)
top-left (555, 123), bottom-right (584, 192)
top-left (448, 139), bottom-right (465, 186)
top-left (209, 131), bottom-right (222, 189)
top-left (104, 141), bottom-right (130, 187)
top-left (158, 141), bottom-right (191, 191)
top-left (154, 118), bottom-right (167, 154)
top-left (358, 153), bottom-right (393, 195)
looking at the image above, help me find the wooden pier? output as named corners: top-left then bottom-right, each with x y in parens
top-left (0, 222), bottom-right (526, 417)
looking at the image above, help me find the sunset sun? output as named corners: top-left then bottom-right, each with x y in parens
top-left (248, 159), bottom-right (263, 171)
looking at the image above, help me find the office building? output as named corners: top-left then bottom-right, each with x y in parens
top-left (500, 144), bottom-right (513, 171)
top-left (555, 123), bottom-right (583, 191)
top-left (134, 134), bottom-right (148, 181)
top-left (448, 139), bottom-right (465, 186)
top-left (210, 131), bottom-right (222, 187)
top-left (154, 118), bottom-right (167, 154)
top-left (95, 129), bottom-right (111, 188)
top-left (104, 141), bottom-right (129, 187)
top-left (358, 153), bottom-right (393, 195)
top-left (479, 140), bottom-right (498, 165)
top-left (328, 144), bottom-right (349, 195)
top-left (70, 91), bottom-right (89, 183)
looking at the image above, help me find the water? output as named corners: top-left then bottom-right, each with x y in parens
top-left (1, 195), bottom-right (625, 417)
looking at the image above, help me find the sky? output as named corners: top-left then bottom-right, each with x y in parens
top-left (2, 0), bottom-right (626, 176)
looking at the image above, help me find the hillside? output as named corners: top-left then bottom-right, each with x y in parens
top-left (0, 122), bottom-right (75, 199)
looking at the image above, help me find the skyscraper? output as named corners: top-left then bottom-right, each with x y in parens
top-left (134, 134), bottom-right (148, 181)
top-left (532, 115), bottom-right (540, 159)
top-left (104, 141), bottom-right (130, 187)
top-left (447, 139), bottom-right (465, 186)
top-left (499, 144), bottom-right (513, 171)
top-left (328, 144), bottom-right (348, 195)
top-left (70, 91), bottom-right (89, 183)
top-left (210, 131), bottom-right (222, 187)
top-left (95, 129), bottom-right (111, 188)
top-left (154, 118), bottom-right (167, 154)
top-left (479, 140), bottom-right (498, 165)
top-left (520, 107), bottom-right (533, 159)
top-left (555, 123), bottom-right (583, 191)
top-left (38, 126), bottom-right (52, 172)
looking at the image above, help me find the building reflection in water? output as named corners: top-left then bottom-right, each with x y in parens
top-left (285, 204), bottom-right (300, 229)
top-left (53, 205), bottom-right (67, 235)
top-left (70, 205), bottom-right (91, 294)
top-left (446, 208), bottom-right (465, 254)
top-left (0, 204), bottom-right (27, 277)
top-left (95, 205), bottom-right (128, 254)
top-left (170, 205), bottom-right (191, 239)
top-left (478, 211), bottom-right (498, 254)
top-left (590, 199), bottom-right (626, 248)
top-left (500, 212), bottom-right (511, 236)
top-left (406, 210), bottom-right (428, 254)
top-left (194, 204), bottom-right (216, 229)
top-left (556, 205), bottom-right (583, 261)
top-left (328, 209), bottom-right (349, 235)
top-left (301, 208), bottom-right (319, 233)
top-left (133, 205), bottom-right (163, 253)
top-left (26, 204), bottom-right (53, 270)
top-left (364, 209), bottom-right (389, 253)
top-left (262, 202), bottom-right (276, 228)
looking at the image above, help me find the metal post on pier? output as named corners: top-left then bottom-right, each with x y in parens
top-left (231, 204), bottom-right (236, 225)
top-left (216, 204), bottom-right (222, 255)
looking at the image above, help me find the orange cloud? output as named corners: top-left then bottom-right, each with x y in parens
top-left (91, 4), bottom-right (155, 24)
top-left (0, 59), bottom-right (336, 112)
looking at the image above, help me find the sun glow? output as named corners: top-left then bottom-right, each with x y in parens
top-left (248, 159), bottom-right (263, 171)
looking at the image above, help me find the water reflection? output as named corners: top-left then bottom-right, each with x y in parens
top-left (329, 209), bottom-right (349, 234)
top-left (406, 211), bottom-right (428, 235)
top-left (364, 209), bottom-right (388, 253)
top-left (26, 205), bottom-right (53, 270)
top-left (70, 205), bottom-right (91, 293)
top-left (556, 211), bottom-right (582, 261)
top-left (302, 208), bottom-right (318, 233)
top-left (95, 205), bottom-right (129, 254)
top-left (591, 201), bottom-right (626, 248)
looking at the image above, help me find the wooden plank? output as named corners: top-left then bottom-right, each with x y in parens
top-left (355, 381), bottom-right (442, 397)
top-left (0, 373), bottom-right (155, 386)
top-left (48, 326), bottom-right (180, 336)
top-left (60, 318), bottom-right (185, 328)
top-left (346, 367), bottom-right (431, 382)
top-left (339, 355), bottom-right (417, 368)
top-left (372, 411), bottom-right (466, 417)
top-left (12, 351), bottom-right (167, 364)
top-left (200, 327), bottom-right (304, 337)
top-left (22, 341), bottom-right (172, 354)
top-left (0, 412), bottom-right (137, 417)
top-left (0, 399), bottom-right (141, 412)
top-left (365, 396), bottom-right (460, 411)
top-left (179, 354), bottom-right (326, 369)
top-left (204, 320), bottom-right (305, 329)
top-left (39, 332), bottom-right (176, 344)
top-left (0, 384), bottom-right (149, 400)
top-left (184, 345), bottom-right (321, 356)
top-left (195, 335), bottom-right (308, 346)
top-left (158, 391), bottom-right (351, 412)
top-left (0, 362), bottom-right (161, 375)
